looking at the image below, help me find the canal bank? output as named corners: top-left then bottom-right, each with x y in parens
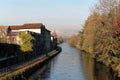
top-left (0, 46), bottom-right (61, 80)
top-left (29, 43), bottom-right (116, 80)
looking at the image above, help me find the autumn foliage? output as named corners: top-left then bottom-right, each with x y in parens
top-left (67, 0), bottom-right (120, 78)
top-left (113, 15), bottom-right (120, 35)
top-left (113, 15), bottom-right (120, 54)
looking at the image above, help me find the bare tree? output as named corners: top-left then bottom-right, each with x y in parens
top-left (94, 0), bottom-right (118, 14)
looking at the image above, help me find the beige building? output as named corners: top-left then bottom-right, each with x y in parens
top-left (0, 23), bottom-right (57, 54)
top-left (0, 26), bottom-right (9, 38)
top-left (8, 23), bottom-right (43, 44)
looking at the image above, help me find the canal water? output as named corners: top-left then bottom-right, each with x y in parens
top-left (29, 43), bottom-right (116, 80)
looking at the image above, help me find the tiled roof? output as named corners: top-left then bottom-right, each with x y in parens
top-left (10, 23), bottom-right (43, 30)
top-left (10, 25), bottom-right (23, 30)
top-left (0, 26), bottom-right (9, 29)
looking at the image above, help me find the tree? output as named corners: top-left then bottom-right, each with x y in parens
top-left (18, 32), bottom-right (34, 52)
top-left (95, 0), bottom-right (118, 14)
top-left (82, 12), bottom-right (101, 53)
top-left (66, 34), bottom-right (80, 48)
top-left (113, 15), bottom-right (120, 55)
top-left (57, 36), bottom-right (63, 44)
top-left (79, 0), bottom-right (120, 66)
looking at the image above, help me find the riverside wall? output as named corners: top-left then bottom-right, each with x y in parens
top-left (0, 46), bottom-right (62, 80)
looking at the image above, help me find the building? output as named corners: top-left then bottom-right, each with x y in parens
top-left (41, 26), bottom-right (51, 54)
top-left (0, 26), bottom-right (9, 38)
top-left (0, 23), bottom-right (56, 55)
top-left (8, 23), bottom-right (43, 44)
top-left (0, 26), bottom-right (10, 43)
top-left (51, 31), bottom-right (58, 49)
top-left (10, 23), bottom-right (43, 34)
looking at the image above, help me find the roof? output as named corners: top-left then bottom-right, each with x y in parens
top-left (10, 23), bottom-right (43, 30)
top-left (0, 26), bottom-right (9, 29)
top-left (10, 25), bottom-right (23, 30)
top-left (45, 29), bottom-right (51, 32)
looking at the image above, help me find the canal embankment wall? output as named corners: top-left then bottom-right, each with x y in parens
top-left (0, 46), bottom-right (62, 80)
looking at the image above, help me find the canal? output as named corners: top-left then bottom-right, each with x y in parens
top-left (29, 43), bottom-right (116, 80)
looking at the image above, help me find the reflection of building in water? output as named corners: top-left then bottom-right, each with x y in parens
top-left (29, 61), bottom-right (52, 80)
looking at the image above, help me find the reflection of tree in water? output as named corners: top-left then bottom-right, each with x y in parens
top-left (30, 43), bottom-right (117, 80)
top-left (81, 53), bottom-right (115, 80)
top-left (94, 61), bottom-right (116, 80)
top-left (80, 53), bottom-right (95, 80)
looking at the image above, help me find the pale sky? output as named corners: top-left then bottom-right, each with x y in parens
top-left (0, 0), bottom-right (97, 37)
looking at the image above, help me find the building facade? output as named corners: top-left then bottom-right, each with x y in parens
top-left (0, 23), bottom-right (56, 55)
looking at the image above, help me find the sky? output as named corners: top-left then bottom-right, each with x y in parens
top-left (0, 0), bottom-right (97, 37)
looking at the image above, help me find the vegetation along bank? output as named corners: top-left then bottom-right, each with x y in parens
top-left (67, 0), bottom-right (120, 79)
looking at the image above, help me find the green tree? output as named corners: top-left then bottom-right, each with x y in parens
top-left (18, 32), bottom-right (34, 52)
top-left (57, 36), bottom-right (63, 44)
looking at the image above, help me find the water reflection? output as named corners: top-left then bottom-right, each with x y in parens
top-left (81, 53), bottom-right (116, 80)
top-left (29, 43), bottom-right (115, 80)
top-left (29, 43), bottom-right (85, 80)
